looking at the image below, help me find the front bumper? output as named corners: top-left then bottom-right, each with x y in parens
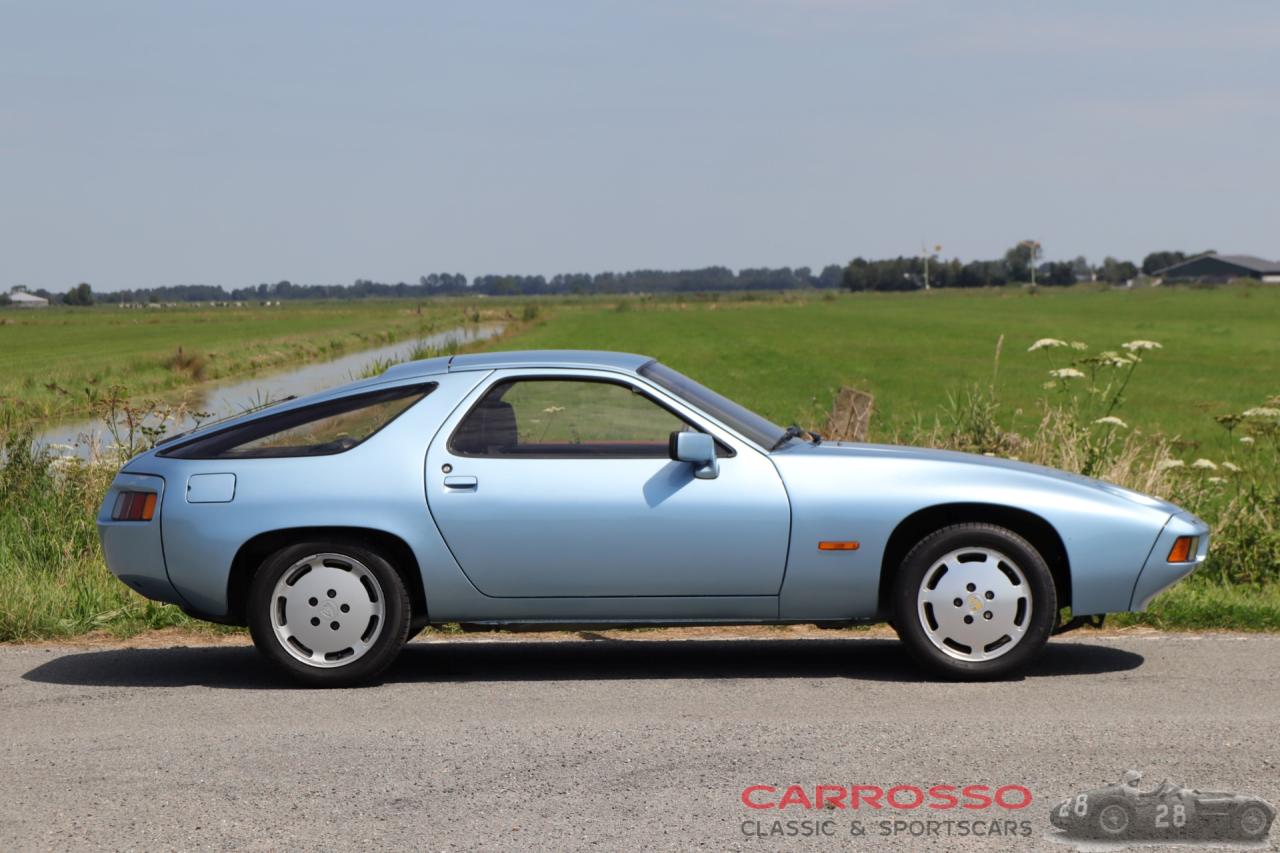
top-left (97, 472), bottom-right (185, 606)
top-left (1129, 510), bottom-right (1210, 610)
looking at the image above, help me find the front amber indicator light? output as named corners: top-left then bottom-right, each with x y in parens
top-left (112, 491), bottom-right (157, 522)
top-left (1167, 536), bottom-right (1197, 563)
top-left (818, 541), bottom-right (860, 551)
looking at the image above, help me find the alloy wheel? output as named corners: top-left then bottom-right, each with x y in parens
top-left (269, 553), bottom-right (386, 668)
top-left (916, 546), bottom-right (1033, 662)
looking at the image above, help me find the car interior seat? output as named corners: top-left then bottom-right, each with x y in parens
top-left (453, 399), bottom-right (518, 454)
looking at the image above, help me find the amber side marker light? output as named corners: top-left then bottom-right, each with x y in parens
top-left (112, 491), bottom-right (156, 522)
top-left (818, 541), bottom-right (860, 551)
top-left (1168, 536), bottom-right (1198, 563)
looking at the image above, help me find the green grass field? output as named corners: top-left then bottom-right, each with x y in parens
top-left (511, 284), bottom-right (1280, 450)
top-left (0, 300), bottom-right (493, 424)
top-left (6, 284), bottom-right (1276, 446)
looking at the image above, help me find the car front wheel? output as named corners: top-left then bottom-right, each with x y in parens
top-left (892, 523), bottom-right (1057, 680)
top-left (248, 540), bottom-right (411, 686)
top-left (1235, 804), bottom-right (1273, 840)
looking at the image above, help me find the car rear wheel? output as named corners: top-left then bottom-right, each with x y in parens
top-left (892, 523), bottom-right (1056, 680)
top-left (1096, 802), bottom-right (1133, 837)
top-left (248, 540), bottom-right (411, 687)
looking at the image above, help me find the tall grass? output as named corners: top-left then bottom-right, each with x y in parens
top-left (0, 426), bottom-right (199, 639)
top-left (353, 336), bottom-right (464, 380)
top-left (164, 346), bottom-right (208, 380)
top-left (0, 390), bottom-right (248, 640)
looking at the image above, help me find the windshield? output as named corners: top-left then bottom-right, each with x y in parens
top-left (638, 361), bottom-right (785, 450)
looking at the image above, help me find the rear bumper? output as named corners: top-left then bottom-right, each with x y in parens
top-left (96, 472), bottom-right (186, 606)
top-left (1129, 510), bottom-right (1210, 610)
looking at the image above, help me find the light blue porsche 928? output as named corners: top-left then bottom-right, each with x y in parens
top-left (98, 350), bottom-right (1208, 685)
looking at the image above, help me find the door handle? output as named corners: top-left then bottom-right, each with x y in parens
top-left (443, 475), bottom-right (478, 490)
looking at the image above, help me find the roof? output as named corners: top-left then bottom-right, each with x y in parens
top-left (1211, 254), bottom-right (1280, 273)
top-left (448, 350), bottom-right (653, 372)
top-left (8, 291), bottom-right (48, 304)
top-left (379, 349), bottom-right (654, 381)
top-left (1157, 253), bottom-right (1280, 275)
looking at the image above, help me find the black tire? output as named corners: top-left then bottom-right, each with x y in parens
top-left (247, 539), bottom-right (411, 687)
top-left (892, 523), bottom-right (1057, 680)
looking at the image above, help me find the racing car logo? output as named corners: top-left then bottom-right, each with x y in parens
top-left (1049, 770), bottom-right (1274, 844)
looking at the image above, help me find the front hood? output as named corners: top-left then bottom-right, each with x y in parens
top-left (777, 441), bottom-right (1180, 514)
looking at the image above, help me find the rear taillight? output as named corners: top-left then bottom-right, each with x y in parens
top-left (112, 491), bottom-right (157, 522)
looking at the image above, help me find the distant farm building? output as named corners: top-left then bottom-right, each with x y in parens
top-left (1157, 253), bottom-right (1280, 283)
top-left (6, 286), bottom-right (49, 308)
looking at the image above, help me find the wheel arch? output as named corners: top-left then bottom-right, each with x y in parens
top-left (877, 503), bottom-right (1071, 616)
top-left (226, 526), bottom-right (427, 627)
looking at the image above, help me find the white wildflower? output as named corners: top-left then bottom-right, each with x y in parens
top-left (1028, 338), bottom-right (1068, 352)
top-left (1242, 407), bottom-right (1280, 418)
top-left (1121, 340), bottom-right (1163, 351)
top-left (1041, 380), bottom-right (1057, 390)
top-left (1096, 351), bottom-right (1133, 368)
top-left (1049, 367), bottom-right (1086, 379)
top-left (1191, 458), bottom-right (1217, 470)
top-left (1222, 461), bottom-right (1241, 473)
top-left (1158, 459), bottom-right (1185, 470)
top-left (1208, 476), bottom-right (1226, 484)
top-left (1094, 416), bottom-right (1128, 428)
top-left (1070, 341), bottom-right (1089, 351)
top-left (1240, 436), bottom-right (1256, 445)
top-left (542, 405), bottom-right (566, 414)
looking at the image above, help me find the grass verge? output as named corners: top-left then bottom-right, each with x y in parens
top-left (1113, 580), bottom-right (1280, 631)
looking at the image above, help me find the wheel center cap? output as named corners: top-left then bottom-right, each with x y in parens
top-left (968, 594), bottom-right (984, 612)
top-left (319, 602), bottom-right (337, 619)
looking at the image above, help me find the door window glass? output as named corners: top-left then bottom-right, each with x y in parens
top-left (450, 379), bottom-right (691, 457)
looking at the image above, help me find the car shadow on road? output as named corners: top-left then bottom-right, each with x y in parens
top-left (20, 636), bottom-right (1143, 690)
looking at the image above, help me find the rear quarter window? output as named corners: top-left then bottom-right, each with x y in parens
top-left (161, 383), bottom-right (434, 459)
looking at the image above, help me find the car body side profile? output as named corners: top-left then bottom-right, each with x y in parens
top-left (1050, 775), bottom-right (1275, 841)
top-left (98, 350), bottom-right (1209, 685)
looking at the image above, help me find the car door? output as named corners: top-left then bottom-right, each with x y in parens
top-left (424, 368), bottom-right (790, 598)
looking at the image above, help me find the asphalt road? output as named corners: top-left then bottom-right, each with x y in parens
top-left (1, 631), bottom-right (1277, 852)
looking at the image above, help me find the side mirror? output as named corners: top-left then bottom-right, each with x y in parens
top-left (669, 431), bottom-right (719, 480)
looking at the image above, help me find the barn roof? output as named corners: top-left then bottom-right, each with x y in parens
top-left (1157, 253), bottom-right (1280, 276)
top-left (1212, 254), bottom-right (1280, 273)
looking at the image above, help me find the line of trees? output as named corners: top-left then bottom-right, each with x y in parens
top-left (843, 244), bottom-right (1157, 291)
top-left (15, 248), bottom-right (1200, 306)
top-left (57, 266), bottom-right (847, 304)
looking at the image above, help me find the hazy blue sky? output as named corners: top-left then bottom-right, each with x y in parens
top-left (3, 1), bottom-right (1277, 291)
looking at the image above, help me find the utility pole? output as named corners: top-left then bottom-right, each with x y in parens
top-left (921, 242), bottom-right (941, 290)
top-left (1019, 239), bottom-right (1041, 286)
